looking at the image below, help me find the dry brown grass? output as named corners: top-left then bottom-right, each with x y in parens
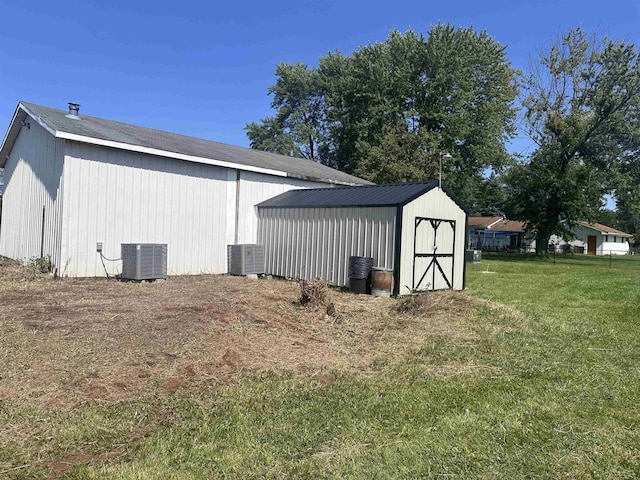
top-left (0, 267), bottom-right (478, 410)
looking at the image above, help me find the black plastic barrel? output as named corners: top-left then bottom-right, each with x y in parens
top-left (349, 256), bottom-right (373, 294)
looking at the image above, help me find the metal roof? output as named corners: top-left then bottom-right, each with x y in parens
top-left (0, 102), bottom-right (370, 186)
top-left (257, 181), bottom-right (469, 212)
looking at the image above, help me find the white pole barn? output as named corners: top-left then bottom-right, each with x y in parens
top-left (0, 102), bottom-right (369, 277)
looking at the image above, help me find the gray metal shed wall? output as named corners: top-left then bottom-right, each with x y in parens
top-left (257, 206), bottom-right (396, 287)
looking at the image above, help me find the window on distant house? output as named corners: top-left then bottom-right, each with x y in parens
top-left (605, 235), bottom-right (608, 242)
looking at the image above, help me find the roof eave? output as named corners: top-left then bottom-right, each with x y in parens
top-left (58, 131), bottom-right (291, 178)
top-left (1, 102), bottom-right (369, 186)
top-left (0, 104), bottom-right (28, 168)
top-left (285, 172), bottom-right (372, 186)
top-left (1, 103), bottom-right (61, 168)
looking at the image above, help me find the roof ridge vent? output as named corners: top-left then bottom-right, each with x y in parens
top-left (66, 102), bottom-right (80, 119)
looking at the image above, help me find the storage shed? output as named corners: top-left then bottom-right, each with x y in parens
top-left (0, 102), bottom-right (368, 277)
top-left (257, 181), bottom-right (469, 295)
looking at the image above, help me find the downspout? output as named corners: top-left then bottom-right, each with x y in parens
top-left (234, 171), bottom-right (240, 244)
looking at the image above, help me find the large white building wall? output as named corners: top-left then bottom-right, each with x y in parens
top-left (0, 120), bottom-right (65, 269)
top-left (258, 206), bottom-right (396, 287)
top-left (60, 141), bottom-right (231, 277)
top-left (235, 171), bottom-right (330, 244)
top-left (399, 189), bottom-right (467, 294)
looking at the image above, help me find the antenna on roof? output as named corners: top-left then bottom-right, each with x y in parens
top-left (66, 103), bottom-right (80, 119)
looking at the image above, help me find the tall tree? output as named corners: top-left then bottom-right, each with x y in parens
top-left (247, 26), bottom-right (518, 207)
top-left (509, 28), bottom-right (640, 253)
top-left (355, 121), bottom-right (441, 184)
top-left (246, 62), bottom-right (325, 160)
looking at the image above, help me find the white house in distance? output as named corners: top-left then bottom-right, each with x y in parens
top-left (467, 216), bottom-right (632, 255)
top-left (0, 102), bottom-right (369, 277)
top-left (551, 221), bottom-right (632, 255)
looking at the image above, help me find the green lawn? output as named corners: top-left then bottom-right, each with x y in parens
top-left (4, 255), bottom-right (640, 479)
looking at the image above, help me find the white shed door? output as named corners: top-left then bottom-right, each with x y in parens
top-left (412, 217), bottom-right (456, 291)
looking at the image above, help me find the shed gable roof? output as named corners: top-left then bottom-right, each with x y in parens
top-left (257, 181), bottom-right (469, 212)
top-left (0, 102), bottom-right (369, 186)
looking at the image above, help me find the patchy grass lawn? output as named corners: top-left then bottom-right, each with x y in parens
top-left (1, 254), bottom-right (640, 478)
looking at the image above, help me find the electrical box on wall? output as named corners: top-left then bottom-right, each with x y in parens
top-left (121, 244), bottom-right (167, 280)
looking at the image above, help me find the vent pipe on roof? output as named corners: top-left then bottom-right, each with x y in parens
top-left (66, 103), bottom-right (80, 119)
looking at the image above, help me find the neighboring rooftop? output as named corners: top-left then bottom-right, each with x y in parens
top-left (0, 102), bottom-right (370, 186)
top-left (468, 216), bottom-right (504, 229)
top-left (257, 181), bottom-right (469, 211)
top-left (468, 216), bottom-right (526, 232)
top-left (468, 216), bottom-right (632, 237)
top-left (576, 221), bottom-right (632, 237)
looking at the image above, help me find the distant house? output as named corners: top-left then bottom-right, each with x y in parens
top-left (468, 216), bottom-right (632, 255)
top-left (550, 222), bottom-right (632, 255)
top-left (468, 216), bottom-right (531, 252)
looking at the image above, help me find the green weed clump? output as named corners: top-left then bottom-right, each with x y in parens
top-left (25, 255), bottom-right (51, 278)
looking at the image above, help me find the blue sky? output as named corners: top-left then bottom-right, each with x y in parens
top-left (1, 0), bottom-right (639, 159)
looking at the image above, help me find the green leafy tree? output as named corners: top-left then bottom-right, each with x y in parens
top-left (509, 28), bottom-right (640, 253)
top-left (246, 62), bottom-right (325, 160)
top-left (247, 26), bottom-right (518, 207)
top-left (355, 121), bottom-right (440, 184)
top-left (595, 208), bottom-right (622, 230)
top-left (507, 151), bottom-right (606, 252)
top-left (245, 117), bottom-right (298, 157)
top-left (472, 172), bottom-right (510, 216)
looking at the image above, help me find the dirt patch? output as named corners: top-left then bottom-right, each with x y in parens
top-left (48, 446), bottom-right (126, 479)
top-left (0, 273), bottom-right (478, 409)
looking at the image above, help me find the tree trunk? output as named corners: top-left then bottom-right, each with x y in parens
top-left (535, 232), bottom-right (550, 255)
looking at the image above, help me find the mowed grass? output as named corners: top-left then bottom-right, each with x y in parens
top-left (3, 255), bottom-right (640, 479)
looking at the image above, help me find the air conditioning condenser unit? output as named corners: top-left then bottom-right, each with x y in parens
top-left (227, 244), bottom-right (265, 275)
top-left (121, 243), bottom-right (167, 280)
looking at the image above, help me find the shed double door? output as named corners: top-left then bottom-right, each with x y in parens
top-left (412, 217), bottom-right (456, 291)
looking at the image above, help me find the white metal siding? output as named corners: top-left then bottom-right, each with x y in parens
top-left (258, 206), bottom-right (396, 287)
top-left (60, 141), bottom-right (231, 277)
top-left (236, 171), bottom-right (328, 244)
top-left (400, 188), bottom-right (467, 294)
top-left (0, 120), bottom-right (65, 269)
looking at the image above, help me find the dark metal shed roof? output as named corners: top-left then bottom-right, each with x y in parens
top-left (0, 102), bottom-right (370, 186)
top-left (257, 181), bottom-right (469, 212)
